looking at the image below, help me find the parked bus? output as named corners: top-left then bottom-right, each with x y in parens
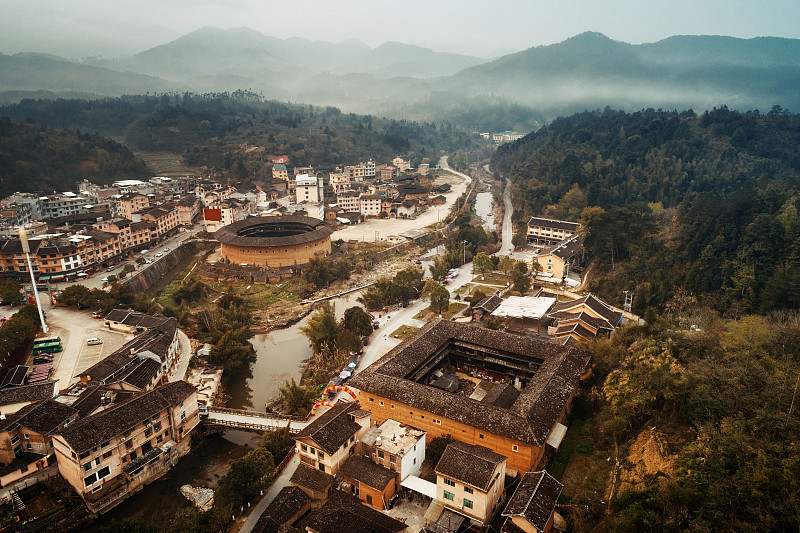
top-left (33, 341), bottom-right (63, 355)
top-left (33, 336), bottom-right (61, 347)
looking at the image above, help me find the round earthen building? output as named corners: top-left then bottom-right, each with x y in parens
top-left (216, 216), bottom-right (333, 268)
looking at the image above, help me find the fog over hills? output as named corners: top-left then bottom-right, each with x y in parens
top-left (2, 28), bottom-right (799, 128)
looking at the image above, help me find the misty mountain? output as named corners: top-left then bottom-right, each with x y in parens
top-left (90, 27), bottom-right (484, 88)
top-left (444, 32), bottom-right (800, 114)
top-left (0, 52), bottom-right (178, 96)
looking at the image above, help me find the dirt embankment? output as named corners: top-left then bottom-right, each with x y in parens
top-left (614, 429), bottom-right (677, 496)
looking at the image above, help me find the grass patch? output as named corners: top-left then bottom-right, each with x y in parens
top-left (471, 273), bottom-right (509, 286)
top-left (389, 325), bottom-right (419, 340)
top-left (156, 267), bottom-right (305, 311)
top-left (413, 302), bottom-right (468, 320)
top-left (549, 418), bottom-right (594, 480)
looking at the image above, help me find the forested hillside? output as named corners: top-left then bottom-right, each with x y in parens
top-left (0, 92), bottom-right (486, 175)
top-left (493, 106), bottom-right (800, 314)
top-left (0, 118), bottom-right (149, 196)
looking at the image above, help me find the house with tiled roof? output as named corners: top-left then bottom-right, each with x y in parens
top-left (348, 320), bottom-right (591, 475)
top-left (534, 235), bottom-right (583, 281)
top-left (0, 382), bottom-right (55, 416)
top-left (290, 462), bottom-right (334, 501)
top-left (252, 485), bottom-right (310, 533)
top-left (501, 470), bottom-right (563, 533)
top-left (306, 490), bottom-right (406, 533)
top-left (339, 454), bottom-right (397, 510)
top-left (546, 294), bottom-right (623, 344)
top-left (293, 401), bottom-right (370, 476)
top-left (51, 381), bottom-right (198, 514)
top-left (434, 441), bottom-right (506, 525)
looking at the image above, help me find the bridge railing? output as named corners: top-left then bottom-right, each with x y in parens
top-left (207, 406), bottom-right (293, 420)
top-left (205, 417), bottom-right (301, 434)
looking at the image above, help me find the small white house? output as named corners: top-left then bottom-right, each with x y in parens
top-left (362, 418), bottom-right (426, 481)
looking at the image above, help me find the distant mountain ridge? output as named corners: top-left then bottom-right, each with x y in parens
top-left (2, 30), bottom-right (799, 124)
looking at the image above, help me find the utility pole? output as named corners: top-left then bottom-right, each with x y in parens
top-left (623, 291), bottom-right (633, 313)
top-left (19, 228), bottom-right (48, 333)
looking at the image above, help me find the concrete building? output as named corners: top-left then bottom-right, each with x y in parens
top-left (359, 194), bottom-right (382, 217)
top-left (119, 194), bottom-right (150, 221)
top-left (501, 470), bottom-right (563, 533)
top-left (526, 217), bottom-right (580, 246)
top-left (52, 381), bottom-right (199, 514)
top-left (296, 174), bottom-right (321, 203)
top-left (362, 418), bottom-right (426, 481)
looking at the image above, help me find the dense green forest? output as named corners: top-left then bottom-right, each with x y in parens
top-left (493, 107), bottom-right (800, 532)
top-left (0, 92), bottom-right (487, 178)
top-left (493, 106), bottom-right (800, 314)
top-left (0, 118), bottom-right (149, 196)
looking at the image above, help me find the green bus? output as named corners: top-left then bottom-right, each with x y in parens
top-left (33, 341), bottom-right (62, 355)
top-left (33, 336), bottom-right (61, 347)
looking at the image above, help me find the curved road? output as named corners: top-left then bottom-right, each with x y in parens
top-left (498, 174), bottom-right (514, 255)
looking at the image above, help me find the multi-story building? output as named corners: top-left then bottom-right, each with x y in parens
top-left (533, 235), bottom-right (583, 281)
top-left (359, 194), bottom-right (382, 217)
top-left (52, 381), bottom-right (199, 514)
top-left (526, 217), bottom-right (580, 246)
top-left (293, 401), bottom-right (371, 476)
top-left (118, 194), bottom-right (150, 221)
top-left (41, 194), bottom-right (90, 220)
top-left (175, 196), bottom-right (201, 226)
top-left (348, 320), bottom-right (591, 476)
top-left (364, 160), bottom-right (376, 178)
top-left (392, 157), bottom-right (410, 173)
top-left (337, 191), bottom-right (361, 212)
top-left (296, 175), bottom-right (321, 203)
top-left (202, 199), bottom-right (247, 233)
top-left (2, 193), bottom-right (43, 220)
top-left (361, 418), bottom-right (425, 481)
top-left (330, 173), bottom-right (351, 194)
top-left (0, 203), bottom-right (33, 226)
top-left (272, 164), bottom-right (288, 183)
top-left (134, 204), bottom-right (179, 240)
top-left (344, 165), bottom-right (366, 182)
top-left (0, 237), bottom-right (83, 280)
top-left (435, 441), bottom-right (507, 525)
top-left (380, 166), bottom-right (396, 181)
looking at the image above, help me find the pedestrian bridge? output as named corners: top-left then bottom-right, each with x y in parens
top-left (203, 407), bottom-right (309, 434)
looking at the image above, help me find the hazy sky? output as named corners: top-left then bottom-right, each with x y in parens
top-left (2, 0), bottom-right (800, 58)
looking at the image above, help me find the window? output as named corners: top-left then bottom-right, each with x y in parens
top-left (25, 444), bottom-right (31, 449)
top-left (301, 444), bottom-right (308, 453)
top-left (463, 498), bottom-right (473, 509)
top-left (181, 411), bottom-right (186, 420)
top-left (103, 451), bottom-right (112, 460)
top-left (443, 491), bottom-right (454, 501)
top-left (154, 422), bottom-right (161, 432)
top-left (318, 464), bottom-right (325, 472)
top-left (95, 458), bottom-right (100, 466)
top-left (379, 401), bottom-right (384, 406)
top-left (125, 441), bottom-right (133, 450)
top-left (10, 435), bottom-right (18, 445)
top-left (378, 450), bottom-right (384, 459)
top-left (443, 478), bottom-right (455, 487)
top-left (84, 473), bottom-right (98, 487)
top-left (512, 445), bottom-right (519, 452)
top-left (390, 404), bottom-right (395, 410)
top-left (156, 435), bottom-right (163, 444)
top-left (464, 486), bottom-right (474, 494)
top-left (366, 494), bottom-right (373, 505)
top-left (83, 461), bottom-right (92, 472)
top-left (97, 466), bottom-right (110, 479)
top-left (479, 434), bottom-right (484, 439)
top-left (101, 441), bottom-right (110, 448)
top-left (309, 446), bottom-right (315, 454)
top-left (144, 427), bottom-right (153, 438)
top-left (318, 452), bottom-right (325, 460)
top-left (23, 434), bottom-right (29, 440)
top-left (369, 398), bottom-right (374, 402)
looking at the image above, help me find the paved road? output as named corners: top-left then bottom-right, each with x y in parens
top-left (498, 169), bottom-right (514, 256)
top-left (238, 453), bottom-right (300, 533)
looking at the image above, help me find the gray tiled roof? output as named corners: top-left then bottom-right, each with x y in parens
top-left (349, 320), bottom-right (590, 447)
top-left (435, 441), bottom-right (506, 491)
top-left (306, 491), bottom-right (406, 533)
top-left (340, 455), bottom-right (396, 490)
top-left (294, 401), bottom-right (361, 455)
top-left (502, 470), bottom-right (562, 532)
top-left (0, 382), bottom-right (54, 407)
top-left (290, 463), bottom-right (333, 494)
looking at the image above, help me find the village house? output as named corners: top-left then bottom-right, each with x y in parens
top-left (362, 418), bottom-right (426, 481)
top-left (203, 199), bottom-right (248, 233)
top-left (534, 235), bottom-right (583, 281)
top-left (330, 172), bottom-right (351, 194)
top-left (501, 470), bottom-right (563, 533)
top-left (339, 454), bottom-right (397, 510)
top-left (272, 164), bottom-right (289, 183)
top-left (296, 174), bottom-right (322, 203)
top-left (0, 382), bottom-right (55, 417)
top-left (293, 401), bottom-right (371, 475)
top-left (527, 217), bottom-right (580, 246)
top-left (434, 441), bottom-right (507, 525)
top-left (51, 381), bottom-right (199, 514)
top-left (290, 462), bottom-right (334, 501)
top-left (547, 293), bottom-right (623, 345)
top-left (337, 191), bottom-right (361, 213)
top-left (175, 195), bottom-right (201, 226)
top-left (348, 320), bottom-right (591, 475)
top-left (133, 204), bottom-right (180, 240)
